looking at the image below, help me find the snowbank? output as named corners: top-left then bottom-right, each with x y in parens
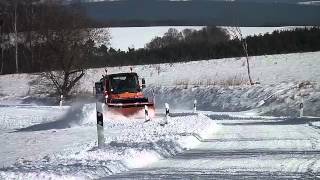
top-left (0, 103), bottom-right (219, 179)
top-left (309, 121), bottom-right (320, 129)
top-left (144, 81), bottom-right (320, 117)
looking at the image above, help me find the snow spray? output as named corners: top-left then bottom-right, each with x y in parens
top-left (152, 90), bottom-right (156, 105)
top-left (96, 102), bottom-right (105, 147)
top-left (145, 105), bottom-right (151, 122)
top-left (193, 99), bottom-right (197, 113)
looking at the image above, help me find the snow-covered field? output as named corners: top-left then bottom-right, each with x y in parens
top-left (1, 51), bottom-right (320, 116)
top-left (1, 51), bottom-right (320, 179)
top-left (83, 51), bottom-right (320, 117)
top-left (80, 51), bottom-right (320, 89)
top-left (2, 51), bottom-right (319, 101)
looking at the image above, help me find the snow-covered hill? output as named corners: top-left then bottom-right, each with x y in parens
top-left (1, 51), bottom-right (320, 179)
top-left (1, 51), bottom-right (320, 116)
top-left (81, 51), bottom-right (320, 117)
top-left (81, 51), bottom-right (320, 89)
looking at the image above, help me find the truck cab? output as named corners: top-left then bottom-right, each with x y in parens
top-left (95, 72), bottom-right (154, 117)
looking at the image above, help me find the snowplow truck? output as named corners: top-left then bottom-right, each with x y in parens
top-left (95, 72), bottom-right (154, 117)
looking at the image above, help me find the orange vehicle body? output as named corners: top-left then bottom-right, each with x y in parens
top-left (95, 72), bottom-right (154, 117)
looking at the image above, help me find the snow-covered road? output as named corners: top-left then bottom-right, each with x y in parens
top-left (105, 116), bottom-right (320, 179)
top-left (1, 104), bottom-right (320, 179)
top-left (0, 104), bottom-right (218, 179)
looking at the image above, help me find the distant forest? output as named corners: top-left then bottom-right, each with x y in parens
top-left (1, 1), bottom-right (320, 75)
top-left (86, 26), bottom-right (320, 68)
top-left (1, 25), bottom-right (320, 74)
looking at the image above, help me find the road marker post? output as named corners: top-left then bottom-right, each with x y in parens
top-left (59, 95), bottom-right (63, 107)
top-left (96, 102), bottom-right (105, 147)
top-left (161, 103), bottom-right (170, 126)
top-left (145, 105), bottom-right (151, 122)
top-left (165, 103), bottom-right (170, 122)
top-left (193, 99), bottom-right (197, 113)
top-left (299, 99), bottom-right (304, 118)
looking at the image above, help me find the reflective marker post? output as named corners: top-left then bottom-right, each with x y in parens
top-left (165, 103), bottom-right (170, 122)
top-left (193, 99), bottom-right (197, 113)
top-left (59, 95), bottom-right (63, 107)
top-left (96, 102), bottom-right (105, 147)
top-left (145, 105), bottom-right (151, 122)
top-left (161, 103), bottom-right (170, 126)
top-left (299, 100), bottom-right (304, 118)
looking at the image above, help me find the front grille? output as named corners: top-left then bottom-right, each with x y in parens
top-left (110, 98), bottom-right (149, 104)
top-left (108, 103), bottom-right (153, 108)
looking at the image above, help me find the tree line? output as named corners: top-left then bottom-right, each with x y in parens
top-left (1, 5), bottom-right (320, 75)
top-left (86, 26), bottom-right (320, 68)
top-left (1, 1), bottom-right (320, 95)
top-left (0, 0), bottom-right (109, 96)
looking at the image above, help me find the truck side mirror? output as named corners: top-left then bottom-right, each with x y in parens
top-left (141, 78), bottom-right (146, 89)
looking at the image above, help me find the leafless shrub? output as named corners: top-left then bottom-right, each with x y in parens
top-left (228, 27), bottom-right (254, 85)
top-left (174, 75), bottom-right (246, 87)
top-left (175, 79), bottom-right (189, 89)
top-left (156, 65), bottom-right (161, 75)
top-left (220, 75), bottom-right (246, 86)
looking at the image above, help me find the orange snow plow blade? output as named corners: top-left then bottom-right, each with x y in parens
top-left (107, 102), bottom-right (155, 118)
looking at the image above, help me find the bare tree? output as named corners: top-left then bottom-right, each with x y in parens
top-left (13, 0), bottom-right (18, 73)
top-left (0, 18), bottom-right (3, 74)
top-left (23, 0), bottom-right (38, 72)
top-left (0, 2), bottom-right (9, 74)
top-left (146, 28), bottom-right (183, 49)
top-left (3, 0), bottom-right (20, 73)
top-left (146, 36), bottom-right (163, 49)
top-left (37, 2), bottom-right (109, 97)
top-left (228, 27), bottom-right (254, 85)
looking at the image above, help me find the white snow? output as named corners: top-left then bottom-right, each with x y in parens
top-left (298, 1), bottom-right (320, 5)
top-left (115, 118), bottom-right (320, 178)
top-left (309, 121), bottom-right (320, 128)
top-left (1, 52), bottom-right (319, 104)
top-left (81, 51), bottom-right (320, 91)
top-left (1, 51), bottom-right (320, 116)
top-left (0, 47), bottom-right (320, 178)
top-left (0, 105), bottom-right (68, 130)
top-left (0, 102), bottom-right (218, 179)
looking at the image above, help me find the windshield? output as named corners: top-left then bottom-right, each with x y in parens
top-left (110, 74), bottom-right (140, 94)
